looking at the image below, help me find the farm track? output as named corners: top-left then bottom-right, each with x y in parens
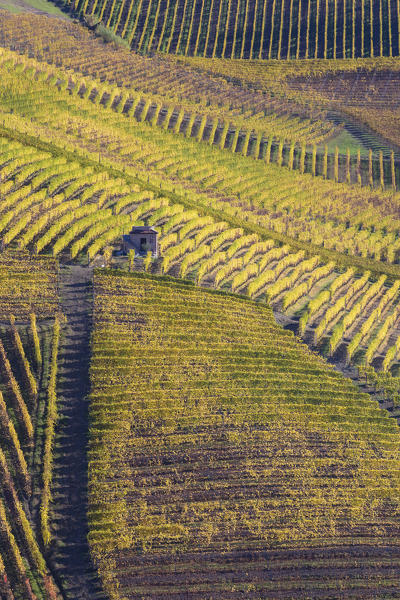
top-left (49, 265), bottom-right (107, 600)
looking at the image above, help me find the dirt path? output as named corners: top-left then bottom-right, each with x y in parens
top-left (49, 265), bottom-right (107, 600)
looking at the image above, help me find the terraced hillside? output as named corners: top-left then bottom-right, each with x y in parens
top-left (89, 270), bottom-right (400, 599)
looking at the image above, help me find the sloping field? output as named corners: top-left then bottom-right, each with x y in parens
top-left (5, 11), bottom-right (400, 183)
top-left (89, 270), bottom-right (400, 599)
top-left (0, 252), bottom-right (58, 319)
top-left (0, 0), bottom-right (67, 16)
top-left (0, 11), bottom-right (335, 146)
top-left (0, 253), bottom-right (61, 599)
top-left (3, 42), bottom-right (400, 372)
top-left (2, 46), bottom-right (400, 260)
top-left (181, 54), bottom-right (400, 152)
top-left (1, 3), bottom-right (400, 600)
top-left (59, 0), bottom-right (400, 59)
top-left (286, 65), bottom-right (400, 154)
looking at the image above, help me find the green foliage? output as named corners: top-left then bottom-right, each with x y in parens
top-left (95, 24), bottom-right (130, 50)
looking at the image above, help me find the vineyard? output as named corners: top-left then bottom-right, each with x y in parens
top-left (181, 53), bottom-right (400, 155)
top-left (0, 253), bottom-right (58, 318)
top-left (51, 0), bottom-right (400, 60)
top-left (2, 43), bottom-right (400, 264)
top-left (286, 64), bottom-right (400, 157)
top-left (1, 37), bottom-right (400, 372)
top-left (4, 11), bottom-right (400, 187)
top-left (89, 271), bottom-right (400, 599)
top-left (0, 1), bottom-right (399, 598)
top-left (0, 253), bottom-right (61, 599)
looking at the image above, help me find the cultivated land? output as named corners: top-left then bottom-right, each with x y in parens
top-left (55, 0), bottom-right (400, 60)
top-left (0, 1), bottom-right (400, 599)
top-left (0, 254), bottom-right (60, 598)
top-left (89, 271), bottom-right (400, 599)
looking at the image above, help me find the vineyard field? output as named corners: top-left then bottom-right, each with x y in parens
top-left (0, 13), bottom-right (400, 186)
top-left (1, 43), bottom-right (400, 374)
top-left (2, 45), bottom-right (400, 271)
top-left (89, 270), bottom-right (400, 599)
top-left (0, 2), bottom-right (400, 598)
top-left (0, 253), bottom-right (58, 319)
top-left (0, 253), bottom-right (62, 599)
top-left (182, 54), bottom-right (400, 155)
top-left (54, 0), bottom-right (400, 59)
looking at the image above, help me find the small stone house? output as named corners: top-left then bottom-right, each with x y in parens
top-left (122, 226), bottom-right (159, 256)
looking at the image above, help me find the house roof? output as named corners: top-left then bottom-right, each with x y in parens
top-left (129, 226), bottom-right (158, 234)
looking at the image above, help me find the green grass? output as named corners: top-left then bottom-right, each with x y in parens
top-left (0, 0), bottom-right (68, 17)
top-left (324, 129), bottom-right (370, 156)
top-left (0, 0), bottom-right (23, 12)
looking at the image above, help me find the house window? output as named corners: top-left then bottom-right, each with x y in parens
top-left (140, 238), bottom-right (146, 245)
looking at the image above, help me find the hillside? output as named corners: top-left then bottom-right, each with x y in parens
top-left (0, 253), bottom-right (61, 599)
top-left (286, 64), bottom-right (400, 154)
top-left (1, 37), bottom-right (400, 372)
top-left (3, 11), bottom-right (400, 176)
top-left (179, 54), bottom-right (400, 152)
top-left (89, 270), bottom-right (400, 599)
top-left (0, 3), bottom-right (400, 599)
top-left (55, 0), bottom-right (400, 59)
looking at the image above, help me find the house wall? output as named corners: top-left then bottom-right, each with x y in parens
top-left (129, 234), bottom-right (158, 255)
